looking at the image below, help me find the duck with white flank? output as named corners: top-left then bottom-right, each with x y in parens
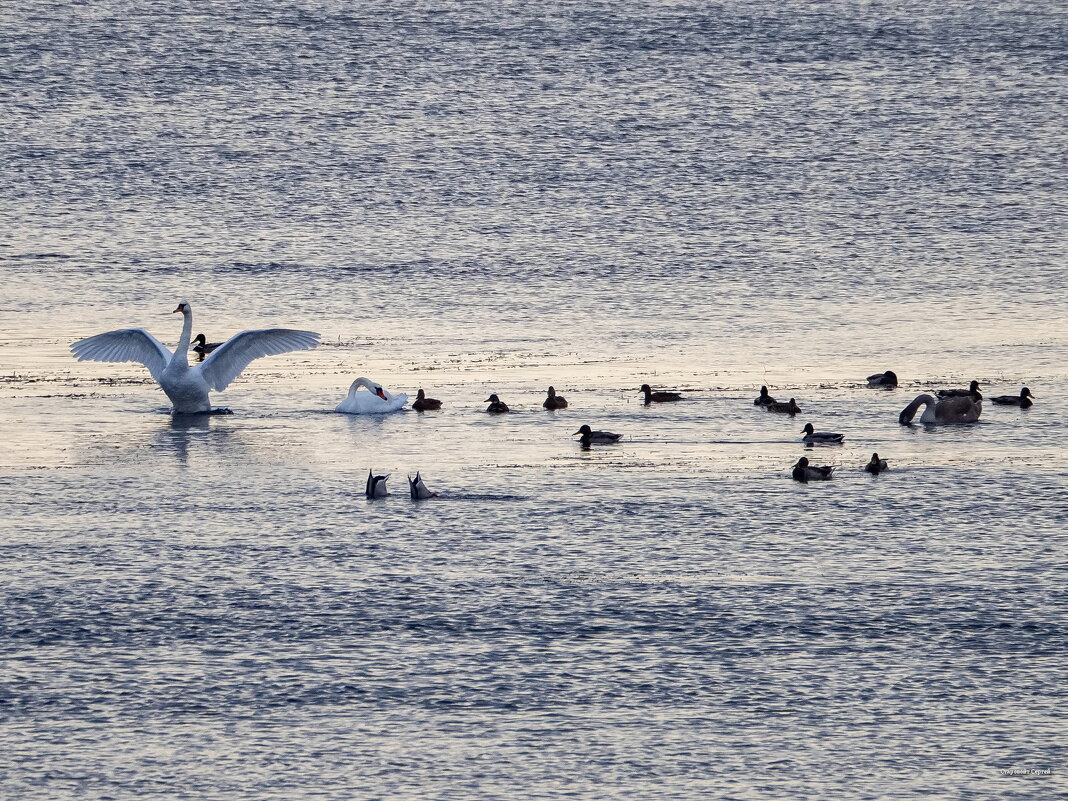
top-left (990, 387), bottom-right (1034, 408)
top-left (543, 386), bottom-right (568, 410)
top-left (865, 453), bottom-right (889, 474)
top-left (336, 377), bottom-right (408, 414)
top-left (70, 301), bottom-right (320, 414)
top-left (408, 472), bottom-right (437, 500)
top-left (801, 422), bottom-right (845, 445)
top-left (191, 333), bottom-right (222, 361)
top-left (574, 424), bottom-right (623, 448)
top-left (412, 389), bottom-right (442, 411)
top-left (365, 470), bottom-right (389, 498)
top-left (792, 457), bottom-right (834, 483)
top-left (766, 398), bottom-right (801, 416)
top-left (754, 386), bottom-right (776, 406)
top-left (898, 393), bottom-right (981, 425)
top-left (867, 370), bottom-right (898, 388)
top-left (640, 384), bottom-right (682, 404)
top-left (937, 380), bottom-right (982, 400)
top-left (485, 394), bottom-right (509, 413)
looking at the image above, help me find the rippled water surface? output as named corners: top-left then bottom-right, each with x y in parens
top-left (2, 1), bottom-right (1067, 798)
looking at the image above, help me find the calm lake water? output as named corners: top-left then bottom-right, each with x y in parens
top-left (1, 1), bottom-right (1066, 798)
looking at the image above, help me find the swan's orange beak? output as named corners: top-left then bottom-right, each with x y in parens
top-left (375, 387), bottom-right (387, 400)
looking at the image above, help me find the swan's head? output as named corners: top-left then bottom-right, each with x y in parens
top-left (350, 377), bottom-right (388, 399)
top-left (574, 424), bottom-right (592, 436)
top-left (801, 423), bottom-right (815, 435)
top-left (173, 301), bottom-right (191, 314)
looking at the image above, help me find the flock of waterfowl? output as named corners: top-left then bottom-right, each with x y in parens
top-left (755, 373), bottom-right (1032, 483)
top-left (70, 303), bottom-right (1037, 492)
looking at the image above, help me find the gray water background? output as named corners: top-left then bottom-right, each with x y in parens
top-left (1, 1), bottom-right (1067, 798)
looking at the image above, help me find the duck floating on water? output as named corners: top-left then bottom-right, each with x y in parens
top-left (990, 387), bottom-right (1034, 408)
top-left (70, 301), bottom-right (320, 414)
top-left (792, 457), bottom-right (834, 483)
top-left (574, 424), bottom-right (623, 448)
top-left (191, 333), bottom-right (222, 361)
top-left (899, 393), bottom-right (981, 425)
top-left (640, 384), bottom-right (682, 404)
top-left (801, 422), bottom-right (845, 445)
top-left (937, 380), bottom-right (982, 400)
top-left (485, 393), bottom-right (509, 413)
top-left (412, 389), bottom-right (442, 411)
top-left (365, 469), bottom-right (389, 498)
top-left (408, 472), bottom-right (437, 500)
top-left (543, 386), bottom-right (568, 410)
top-left (754, 386), bottom-right (776, 406)
top-left (867, 370), bottom-right (898, 388)
top-left (766, 398), bottom-right (801, 416)
top-left (336, 377), bottom-right (408, 414)
top-left (865, 453), bottom-right (889, 474)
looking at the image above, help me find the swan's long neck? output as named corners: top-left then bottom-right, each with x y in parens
top-left (174, 307), bottom-right (192, 366)
top-left (901, 394), bottom-right (935, 423)
top-left (352, 377), bottom-right (389, 399)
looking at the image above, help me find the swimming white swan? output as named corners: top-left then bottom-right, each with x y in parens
top-left (70, 301), bottom-right (320, 413)
top-left (336, 377), bottom-right (408, 414)
top-left (898, 393), bottom-right (981, 425)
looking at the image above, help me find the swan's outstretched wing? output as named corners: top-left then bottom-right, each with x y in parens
top-left (200, 328), bottom-right (320, 390)
top-left (70, 328), bottom-right (172, 381)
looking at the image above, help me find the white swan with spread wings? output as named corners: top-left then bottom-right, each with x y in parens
top-left (70, 301), bottom-right (320, 413)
